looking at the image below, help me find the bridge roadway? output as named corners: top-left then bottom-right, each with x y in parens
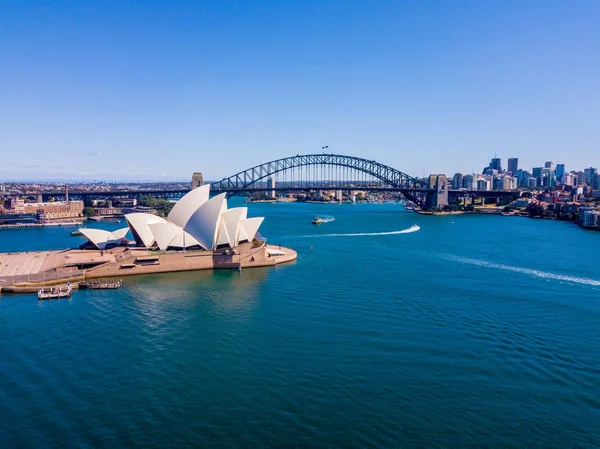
top-left (40, 186), bottom-right (518, 202)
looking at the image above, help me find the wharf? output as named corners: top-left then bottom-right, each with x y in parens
top-left (0, 242), bottom-right (297, 293)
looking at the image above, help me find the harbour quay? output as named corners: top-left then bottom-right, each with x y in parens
top-left (0, 243), bottom-right (296, 293)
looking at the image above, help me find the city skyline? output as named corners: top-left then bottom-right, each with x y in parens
top-left (2, 1), bottom-right (600, 181)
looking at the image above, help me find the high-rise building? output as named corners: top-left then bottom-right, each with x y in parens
top-left (556, 164), bottom-right (566, 180)
top-left (191, 172), bottom-right (204, 189)
top-left (561, 174), bottom-right (575, 187)
top-left (452, 173), bottom-right (464, 189)
top-left (584, 167), bottom-right (597, 185)
top-left (544, 161), bottom-right (555, 170)
top-left (463, 174), bottom-right (476, 190)
top-left (532, 167), bottom-right (543, 184)
top-left (507, 158), bottom-right (518, 174)
top-left (489, 157), bottom-right (502, 172)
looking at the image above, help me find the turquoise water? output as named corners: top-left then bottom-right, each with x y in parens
top-left (1, 201), bottom-right (600, 447)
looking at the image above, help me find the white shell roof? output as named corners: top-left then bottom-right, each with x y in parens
top-left (167, 184), bottom-right (210, 228)
top-left (221, 207), bottom-right (247, 247)
top-left (148, 222), bottom-right (201, 250)
top-left (184, 193), bottom-right (227, 250)
top-left (239, 217), bottom-right (264, 243)
top-left (125, 213), bottom-right (167, 248)
top-left (92, 188), bottom-right (267, 252)
top-left (79, 227), bottom-right (130, 250)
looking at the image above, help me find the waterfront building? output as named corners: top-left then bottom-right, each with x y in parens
top-left (81, 185), bottom-right (265, 252)
top-left (23, 201), bottom-right (84, 221)
top-left (507, 158), bottom-right (518, 174)
top-left (6, 199), bottom-right (84, 222)
top-left (582, 210), bottom-right (600, 228)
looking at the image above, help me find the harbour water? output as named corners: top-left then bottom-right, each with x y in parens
top-left (1, 200), bottom-right (600, 447)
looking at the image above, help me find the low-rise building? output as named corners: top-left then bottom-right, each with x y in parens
top-left (21, 201), bottom-right (84, 221)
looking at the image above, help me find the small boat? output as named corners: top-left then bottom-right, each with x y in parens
top-left (312, 217), bottom-right (325, 224)
top-left (116, 220), bottom-right (121, 223)
top-left (70, 229), bottom-right (83, 236)
top-left (38, 285), bottom-right (72, 300)
top-left (78, 279), bottom-right (122, 290)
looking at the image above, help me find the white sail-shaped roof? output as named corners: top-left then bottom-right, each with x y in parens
top-left (79, 228), bottom-right (111, 250)
top-left (221, 207), bottom-right (247, 247)
top-left (148, 222), bottom-right (181, 251)
top-left (215, 221), bottom-right (231, 247)
top-left (148, 222), bottom-right (201, 250)
top-left (79, 228), bottom-right (129, 250)
top-left (125, 213), bottom-right (167, 248)
top-left (167, 184), bottom-right (210, 228)
top-left (239, 217), bottom-right (264, 243)
top-left (112, 227), bottom-right (130, 240)
top-left (184, 193), bottom-right (227, 250)
top-left (168, 229), bottom-right (200, 249)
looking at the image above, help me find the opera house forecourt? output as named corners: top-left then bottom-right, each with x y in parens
top-left (0, 186), bottom-right (297, 293)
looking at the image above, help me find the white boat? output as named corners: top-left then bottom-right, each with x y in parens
top-left (38, 285), bottom-right (72, 300)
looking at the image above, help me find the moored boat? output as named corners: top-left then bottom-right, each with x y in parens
top-left (38, 285), bottom-right (72, 300)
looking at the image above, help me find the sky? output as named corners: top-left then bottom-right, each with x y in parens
top-left (1, 0), bottom-right (599, 181)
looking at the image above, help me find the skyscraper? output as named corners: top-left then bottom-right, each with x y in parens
top-left (544, 161), bottom-right (555, 170)
top-left (489, 158), bottom-right (502, 172)
top-left (556, 164), bottom-right (566, 180)
top-left (507, 158), bottom-right (518, 174)
top-left (584, 167), bottom-right (597, 185)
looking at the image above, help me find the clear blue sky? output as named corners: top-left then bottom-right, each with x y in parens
top-left (2, 0), bottom-right (599, 181)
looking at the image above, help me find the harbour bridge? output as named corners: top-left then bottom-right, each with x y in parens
top-left (39, 154), bottom-right (519, 208)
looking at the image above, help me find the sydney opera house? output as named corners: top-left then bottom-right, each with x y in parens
top-left (0, 187), bottom-right (296, 291)
top-left (78, 185), bottom-right (265, 252)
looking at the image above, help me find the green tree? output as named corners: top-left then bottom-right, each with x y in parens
top-left (83, 207), bottom-right (95, 217)
top-left (138, 196), bottom-right (174, 217)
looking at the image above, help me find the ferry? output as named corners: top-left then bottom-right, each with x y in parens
top-left (312, 217), bottom-right (325, 224)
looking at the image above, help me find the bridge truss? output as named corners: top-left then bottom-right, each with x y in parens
top-left (212, 154), bottom-right (426, 193)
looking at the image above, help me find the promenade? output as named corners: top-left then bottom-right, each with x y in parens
top-left (0, 243), bottom-right (296, 291)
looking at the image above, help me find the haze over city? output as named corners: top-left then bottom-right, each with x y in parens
top-left (2, 0), bottom-right (599, 181)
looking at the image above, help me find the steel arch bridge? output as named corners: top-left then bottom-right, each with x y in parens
top-left (211, 153), bottom-right (426, 192)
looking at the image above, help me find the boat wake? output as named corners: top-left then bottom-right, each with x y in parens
top-left (320, 216), bottom-right (335, 223)
top-left (304, 224), bottom-right (420, 238)
top-left (444, 255), bottom-right (600, 286)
